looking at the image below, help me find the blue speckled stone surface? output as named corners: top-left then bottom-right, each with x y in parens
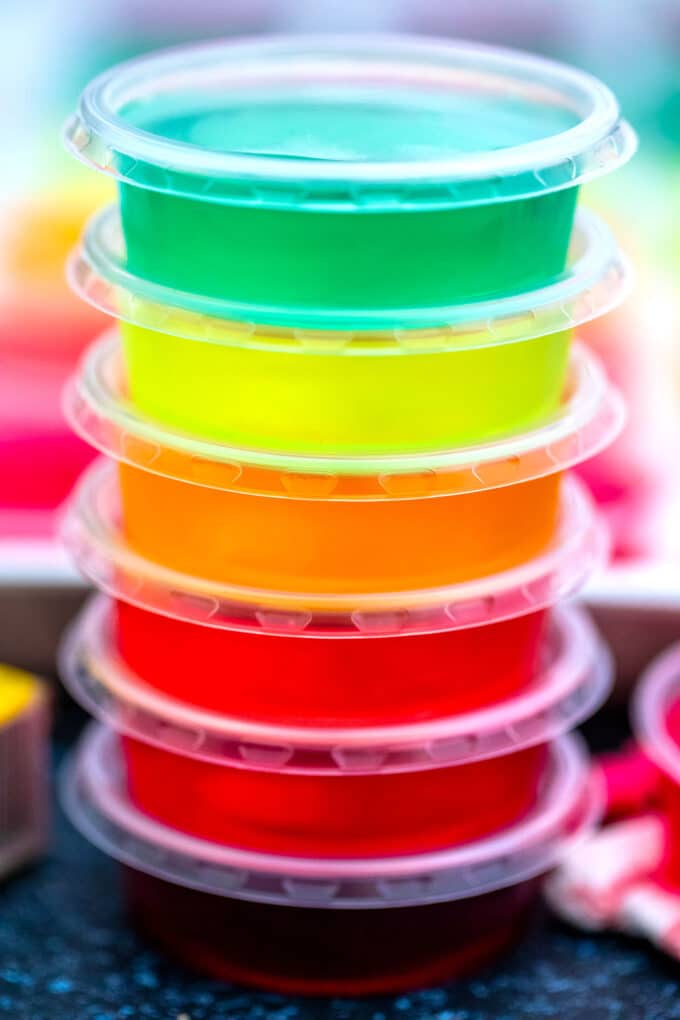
top-left (1, 706), bottom-right (679, 1019)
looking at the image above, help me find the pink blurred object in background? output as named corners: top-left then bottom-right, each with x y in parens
top-left (576, 208), bottom-right (676, 563)
top-left (0, 186), bottom-right (109, 538)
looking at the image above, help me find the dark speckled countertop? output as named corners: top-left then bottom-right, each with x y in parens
top-left (2, 704), bottom-right (680, 1020)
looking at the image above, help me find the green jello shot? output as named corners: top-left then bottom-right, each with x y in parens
top-left (69, 208), bottom-right (629, 456)
top-left (66, 36), bottom-right (635, 328)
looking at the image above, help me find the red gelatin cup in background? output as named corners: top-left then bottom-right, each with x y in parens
top-left (62, 725), bottom-right (599, 995)
top-left (633, 647), bottom-right (680, 889)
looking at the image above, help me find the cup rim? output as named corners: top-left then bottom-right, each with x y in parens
top-left (60, 596), bottom-right (611, 774)
top-left (60, 724), bottom-right (601, 907)
top-left (61, 463), bottom-right (607, 628)
top-left (64, 336), bottom-right (625, 489)
top-left (69, 204), bottom-right (631, 337)
top-left (64, 35), bottom-right (636, 210)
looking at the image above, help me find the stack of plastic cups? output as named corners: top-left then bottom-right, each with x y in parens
top-left (58, 38), bottom-right (636, 994)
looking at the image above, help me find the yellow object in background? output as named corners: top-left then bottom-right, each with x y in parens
top-left (4, 176), bottom-right (112, 286)
top-left (0, 664), bottom-right (41, 724)
top-left (0, 665), bottom-right (48, 879)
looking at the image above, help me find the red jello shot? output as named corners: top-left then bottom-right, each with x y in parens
top-left (62, 725), bottom-right (599, 995)
top-left (61, 601), bottom-right (609, 857)
top-left (114, 599), bottom-right (547, 725)
top-left (62, 463), bottom-right (606, 727)
top-left (124, 869), bottom-right (543, 995)
top-left (122, 737), bottom-right (547, 856)
top-left (633, 647), bottom-right (680, 889)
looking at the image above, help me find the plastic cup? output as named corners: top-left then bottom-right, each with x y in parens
top-left (124, 868), bottom-right (542, 995)
top-left (632, 647), bottom-right (680, 889)
top-left (64, 337), bottom-right (622, 594)
top-left (65, 37), bottom-right (635, 325)
top-left (68, 206), bottom-right (628, 457)
top-left (62, 725), bottom-right (599, 994)
top-left (59, 612), bottom-right (609, 857)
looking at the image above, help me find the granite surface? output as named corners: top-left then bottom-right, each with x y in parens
top-left (2, 704), bottom-right (679, 1020)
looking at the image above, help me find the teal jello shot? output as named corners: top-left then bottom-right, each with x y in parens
top-left (65, 36), bottom-right (636, 328)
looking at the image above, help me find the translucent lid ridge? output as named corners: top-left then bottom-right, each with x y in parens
top-left (64, 336), bottom-right (625, 492)
top-left (68, 205), bottom-right (630, 335)
top-left (62, 463), bottom-right (608, 631)
top-left (65, 35), bottom-right (636, 211)
top-left (60, 597), bottom-right (612, 774)
top-left (61, 724), bottom-right (601, 908)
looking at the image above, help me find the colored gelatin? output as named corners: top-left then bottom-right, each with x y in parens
top-left (113, 599), bottom-right (547, 725)
top-left (119, 185), bottom-right (577, 323)
top-left (124, 867), bottom-right (541, 995)
top-left (118, 462), bottom-right (562, 593)
top-left (121, 734), bottom-right (547, 856)
top-left (120, 322), bottom-right (570, 455)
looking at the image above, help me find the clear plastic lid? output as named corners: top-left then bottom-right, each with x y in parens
top-left (62, 462), bottom-right (607, 632)
top-left (61, 724), bottom-right (599, 909)
top-left (68, 205), bottom-right (630, 336)
top-left (632, 644), bottom-right (680, 786)
top-left (64, 36), bottom-right (635, 212)
top-left (64, 336), bottom-right (624, 492)
top-left (60, 597), bottom-right (611, 775)
top-left (0, 666), bottom-right (49, 878)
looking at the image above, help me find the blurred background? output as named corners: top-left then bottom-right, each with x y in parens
top-left (1, 0), bottom-right (679, 677)
top-left (1, 5), bottom-right (680, 1013)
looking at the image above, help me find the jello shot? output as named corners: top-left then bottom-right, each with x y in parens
top-left (62, 724), bottom-right (600, 994)
top-left (66, 36), bottom-right (635, 324)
